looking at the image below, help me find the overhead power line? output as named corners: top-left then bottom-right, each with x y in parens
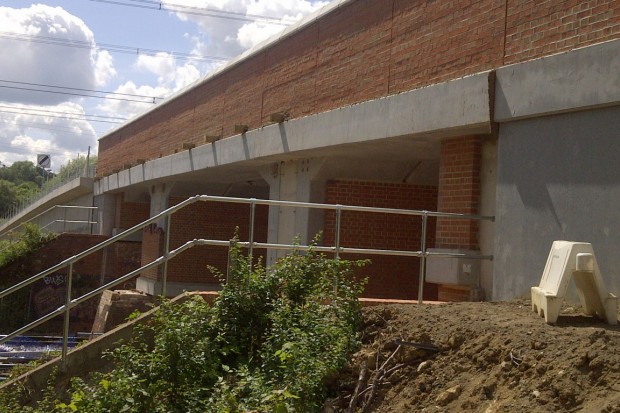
top-left (0, 105), bottom-right (126, 124)
top-left (0, 79), bottom-right (164, 104)
top-left (0, 31), bottom-right (229, 62)
top-left (0, 117), bottom-right (96, 135)
top-left (88, 0), bottom-right (297, 25)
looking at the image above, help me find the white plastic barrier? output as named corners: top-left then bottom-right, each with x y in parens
top-left (531, 241), bottom-right (618, 325)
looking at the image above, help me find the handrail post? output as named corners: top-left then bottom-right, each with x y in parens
top-left (62, 206), bottom-right (67, 233)
top-left (248, 200), bottom-right (256, 280)
top-left (61, 262), bottom-right (73, 372)
top-left (160, 216), bottom-right (172, 298)
top-left (335, 205), bottom-right (342, 259)
top-left (418, 211), bottom-right (428, 304)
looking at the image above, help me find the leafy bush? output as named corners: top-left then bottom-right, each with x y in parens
top-left (1, 239), bottom-right (366, 412)
top-left (0, 224), bottom-right (58, 331)
top-left (0, 223), bottom-right (57, 269)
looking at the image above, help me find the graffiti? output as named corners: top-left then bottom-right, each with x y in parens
top-left (43, 274), bottom-right (66, 286)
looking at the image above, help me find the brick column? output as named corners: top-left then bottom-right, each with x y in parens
top-left (431, 136), bottom-right (483, 301)
top-left (436, 136), bottom-right (482, 249)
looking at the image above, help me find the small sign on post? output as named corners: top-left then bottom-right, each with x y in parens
top-left (37, 154), bottom-right (51, 169)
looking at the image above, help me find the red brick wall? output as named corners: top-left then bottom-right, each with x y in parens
top-left (98, 1), bottom-right (620, 176)
top-left (436, 136), bottom-right (482, 250)
top-left (324, 180), bottom-right (438, 300)
top-left (140, 224), bottom-right (164, 281)
top-left (118, 201), bottom-right (149, 230)
top-left (389, 0), bottom-right (505, 92)
top-left (139, 197), bottom-right (269, 286)
top-left (94, 1), bottom-right (486, 175)
top-left (0, 234), bottom-right (141, 333)
top-left (504, 0), bottom-right (620, 65)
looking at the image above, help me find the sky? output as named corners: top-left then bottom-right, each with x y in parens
top-left (0, 0), bottom-right (328, 171)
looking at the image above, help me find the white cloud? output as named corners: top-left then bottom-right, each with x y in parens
top-left (97, 81), bottom-right (169, 121)
top-left (94, 50), bottom-right (117, 87)
top-left (0, 102), bottom-right (97, 169)
top-left (0, 4), bottom-right (115, 105)
top-left (0, 4), bottom-right (115, 169)
top-left (163, 0), bottom-right (327, 56)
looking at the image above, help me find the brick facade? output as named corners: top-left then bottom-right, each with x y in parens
top-left (436, 136), bottom-right (483, 250)
top-left (139, 197), bottom-right (269, 286)
top-left (0, 234), bottom-right (141, 333)
top-left (504, 0), bottom-right (620, 65)
top-left (115, 194), bottom-right (149, 230)
top-left (324, 180), bottom-right (438, 300)
top-left (97, 1), bottom-right (620, 177)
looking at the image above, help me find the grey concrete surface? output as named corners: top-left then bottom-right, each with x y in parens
top-left (493, 106), bottom-right (620, 301)
top-left (0, 177), bottom-right (94, 235)
top-left (495, 39), bottom-right (620, 122)
top-left (95, 72), bottom-right (492, 196)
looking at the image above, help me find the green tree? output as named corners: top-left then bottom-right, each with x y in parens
top-left (42, 155), bottom-right (97, 191)
top-left (0, 161), bottom-right (45, 186)
top-left (0, 179), bottom-right (17, 216)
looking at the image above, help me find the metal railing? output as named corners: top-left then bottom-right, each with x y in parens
top-left (0, 194), bottom-right (494, 370)
top-left (0, 165), bottom-right (96, 223)
top-left (0, 205), bottom-right (99, 239)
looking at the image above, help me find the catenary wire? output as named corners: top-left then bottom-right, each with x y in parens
top-left (0, 117), bottom-right (98, 135)
top-left (0, 84), bottom-right (160, 104)
top-left (0, 105), bottom-right (127, 121)
top-left (0, 80), bottom-right (165, 101)
top-left (0, 32), bottom-right (230, 62)
top-left (88, 0), bottom-right (297, 25)
top-left (0, 109), bottom-right (125, 125)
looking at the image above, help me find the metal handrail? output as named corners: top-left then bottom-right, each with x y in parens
top-left (0, 194), bottom-right (494, 370)
top-left (0, 165), bottom-right (96, 222)
top-left (0, 205), bottom-right (99, 239)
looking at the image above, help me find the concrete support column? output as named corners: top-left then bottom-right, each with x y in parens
top-left (149, 183), bottom-right (174, 229)
top-left (136, 182), bottom-right (174, 295)
top-left (260, 158), bottom-right (326, 266)
top-left (94, 193), bottom-right (117, 236)
top-left (479, 137), bottom-right (497, 301)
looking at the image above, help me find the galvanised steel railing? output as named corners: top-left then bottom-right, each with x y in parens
top-left (0, 205), bottom-right (99, 239)
top-left (0, 165), bottom-right (96, 223)
top-left (0, 195), bottom-right (494, 370)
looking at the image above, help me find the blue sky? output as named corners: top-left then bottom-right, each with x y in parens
top-left (0, 0), bottom-right (327, 171)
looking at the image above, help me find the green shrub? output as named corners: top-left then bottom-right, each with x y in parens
top-left (0, 223), bottom-right (57, 269)
top-left (0, 223), bottom-right (58, 332)
top-left (4, 238), bottom-right (367, 413)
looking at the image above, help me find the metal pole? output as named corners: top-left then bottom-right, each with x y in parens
top-left (248, 200), bottom-right (256, 263)
top-left (417, 211), bottom-right (428, 304)
top-left (61, 263), bottom-right (73, 371)
top-left (248, 200), bottom-right (256, 274)
top-left (226, 240), bottom-right (234, 284)
top-left (335, 206), bottom-right (342, 259)
top-left (160, 217), bottom-right (172, 298)
top-left (63, 207), bottom-right (67, 233)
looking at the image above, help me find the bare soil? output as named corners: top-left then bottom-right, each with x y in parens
top-left (329, 300), bottom-right (620, 413)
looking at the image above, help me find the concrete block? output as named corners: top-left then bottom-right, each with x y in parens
top-left (426, 248), bottom-right (480, 287)
top-left (532, 241), bottom-right (618, 325)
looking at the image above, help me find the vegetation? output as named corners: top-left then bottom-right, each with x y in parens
top-left (0, 161), bottom-right (46, 216)
top-left (0, 224), bottom-right (58, 332)
top-left (0, 223), bottom-right (58, 269)
top-left (0, 156), bottom-right (96, 216)
top-left (42, 156), bottom-right (97, 193)
top-left (0, 239), bottom-right (367, 412)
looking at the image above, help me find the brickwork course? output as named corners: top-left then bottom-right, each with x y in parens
top-left (98, 0), bottom-right (620, 176)
top-left (92, 0), bottom-right (620, 302)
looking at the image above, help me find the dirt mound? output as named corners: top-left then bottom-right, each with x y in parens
top-left (330, 300), bottom-right (620, 413)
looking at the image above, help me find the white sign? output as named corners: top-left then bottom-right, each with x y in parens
top-left (37, 154), bottom-right (51, 169)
